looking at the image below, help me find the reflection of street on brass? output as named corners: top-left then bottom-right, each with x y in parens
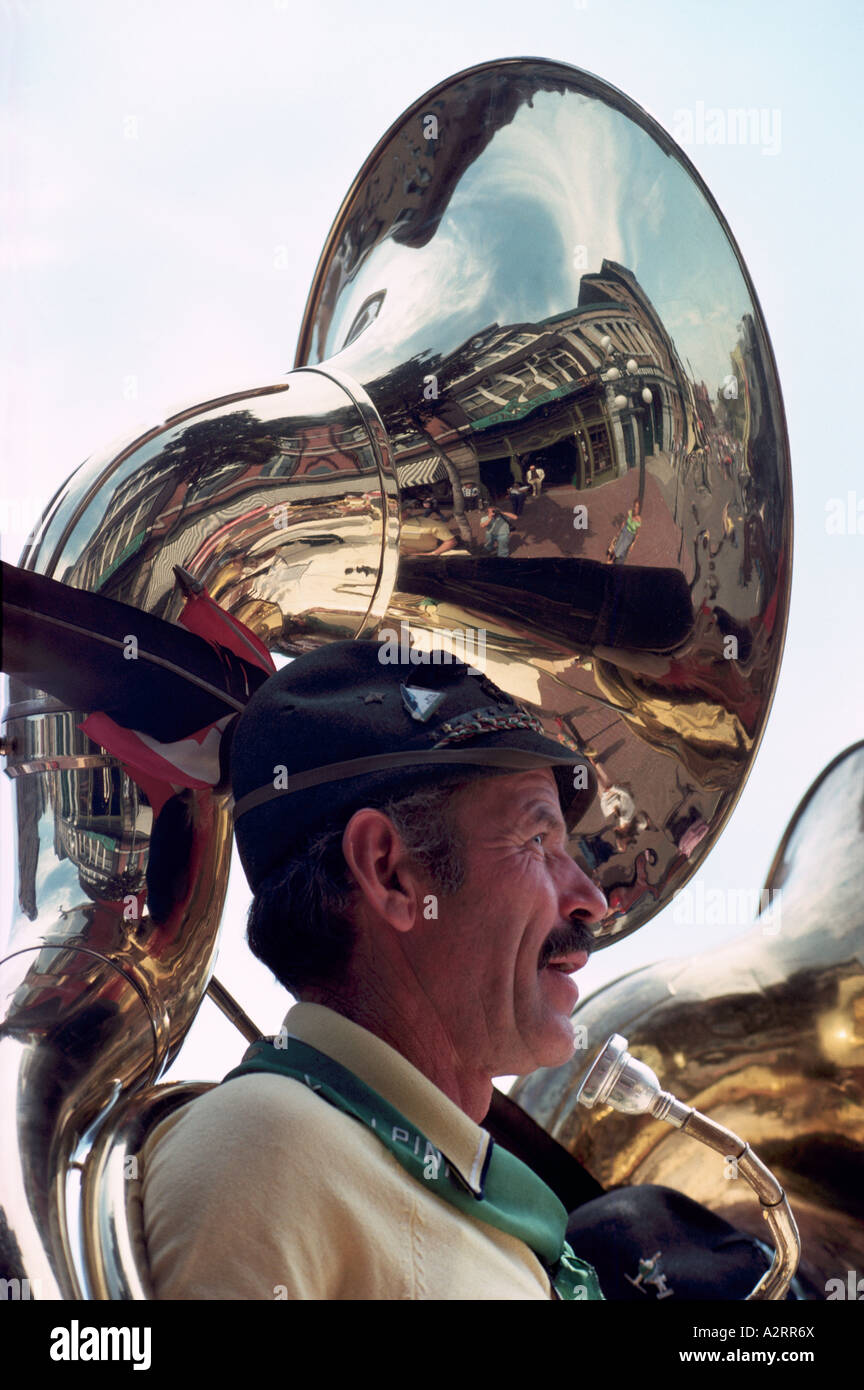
top-left (420, 477), bottom-right (672, 564)
top-left (419, 462), bottom-right (757, 591)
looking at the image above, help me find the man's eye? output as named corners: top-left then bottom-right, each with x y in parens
top-left (530, 833), bottom-right (546, 847)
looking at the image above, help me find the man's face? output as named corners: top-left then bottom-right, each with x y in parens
top-left (408, 768), bottom-right (607, 1079)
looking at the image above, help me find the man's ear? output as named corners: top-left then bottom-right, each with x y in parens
top-left (341, 809), bottom-right (423, 933)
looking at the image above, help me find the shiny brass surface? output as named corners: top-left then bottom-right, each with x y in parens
top-left (514, 740), bottom-right (864, 1295)
top-left (296, 56), bottom-right (792, 949)
top-left (2, 58), bottom-right (792, 1298)
top-left (205, 976), bottom-right (263, 1046)
top-left (80, 1083), bottom-right (213, 1300)
top-left (1, 370), bottom-right (391, 1296)
top-left (576, 1034), bottom-right (800, 1298)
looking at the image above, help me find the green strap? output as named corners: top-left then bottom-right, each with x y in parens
top-left (223, 1036), bottom-right (603, 1301)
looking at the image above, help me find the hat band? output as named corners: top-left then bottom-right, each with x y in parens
top-left (232, 747), bottom-right (586, 821)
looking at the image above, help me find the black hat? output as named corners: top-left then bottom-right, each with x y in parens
top-left (231, 638), bottom-right (595, 890)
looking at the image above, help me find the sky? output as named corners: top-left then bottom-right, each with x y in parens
top-left (1, 0), bottom-right (862, 1086)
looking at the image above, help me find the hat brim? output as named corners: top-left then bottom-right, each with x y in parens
top-left (233, 735), bottom-right (596, 890)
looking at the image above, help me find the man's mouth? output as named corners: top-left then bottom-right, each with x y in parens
top-left (540, 949), bottom-right (589, 975)
top-left (538, 922), bottom-right (595, 973)
top-left (537, 939), bottom-right (589, 1012)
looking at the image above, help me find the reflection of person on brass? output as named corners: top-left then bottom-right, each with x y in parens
top-left (606, 848), bottom-right (659, 918)
top-left (722, 499), bottom-right (741, 549)
top-left (597, 771), bottom-right (649, 851)
top-left (418, 495), bottom-right (445, 522)
top-left (607, 498), bottom-right (641, 564)
top-left (400, 511), bottom-right (460, 556)
top-left (508, 480), bottom-right (529, 516)
top-left (526, 463), bottom-right (545, 498)
top-left (575, 830), bottom-right (617, 876)
top-left (480, 503), bottom-right (518, 557)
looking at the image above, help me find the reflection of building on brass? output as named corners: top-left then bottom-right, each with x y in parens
top-left (385, 259), bottom-right (691, 511)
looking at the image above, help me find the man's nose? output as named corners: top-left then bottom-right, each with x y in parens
top-left (560, 858), bottom-right (607, 927)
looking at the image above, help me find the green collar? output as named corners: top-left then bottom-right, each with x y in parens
top-left (224, 1035), bottom-right (603, 1301)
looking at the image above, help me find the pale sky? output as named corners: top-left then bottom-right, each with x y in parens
top-left (2, 0), bottom-right (862, 1085)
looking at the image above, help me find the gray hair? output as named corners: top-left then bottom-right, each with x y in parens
top-left (246, 779), bottom-right (468, 994)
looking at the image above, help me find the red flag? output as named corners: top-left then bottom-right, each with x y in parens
top-left (80, 712), bottom-right (233, 815)
top-left (80, 574), bottom-right (274, 812)
top-left (174, 567), bottom-right (275, 674)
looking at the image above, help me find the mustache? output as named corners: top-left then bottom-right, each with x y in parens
top-left (538, 918), bottom-right (597, 967)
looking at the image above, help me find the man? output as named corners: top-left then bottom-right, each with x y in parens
top-left (507, 479), bottom-right (529, 516)
top-left (400, 504), bottom-right (459, 556)
top-left (141, 641), bottom-right (607, 1300)
top-left (480, 503), bottom-right (518, 557)
top-left (527, 463), bottom-right (545, 498)
top-left (608, 498), bottom-right (642, 565)
top-left (418, 494), bottom-right (445, 521)
top-left (141, 641), bottom-right (782, 1301)
top-left (598, 775), bottom-right (649, 851)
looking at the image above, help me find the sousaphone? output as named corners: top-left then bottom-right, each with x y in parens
top-left (1, 58), bottom-right (795, 1300)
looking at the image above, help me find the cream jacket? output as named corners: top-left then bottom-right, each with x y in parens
top-left (141, 1002), bottom-right (554, 1300)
